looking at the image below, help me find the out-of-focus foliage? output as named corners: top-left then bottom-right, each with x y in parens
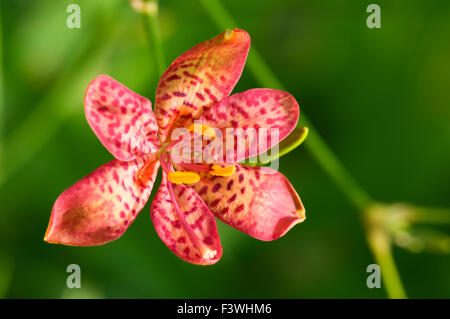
top-left (0, 0), bottom-right (449, 298)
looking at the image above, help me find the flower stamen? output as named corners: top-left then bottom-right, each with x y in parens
top-left (209, 164), bottom-right (236, 177)
top-left (168, 171), bottom-right (200, 184)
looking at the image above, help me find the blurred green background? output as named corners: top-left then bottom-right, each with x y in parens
top-left (0, 0), bottom-right (449, 298)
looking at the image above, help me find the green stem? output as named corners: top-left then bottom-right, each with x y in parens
top-left (409, 207), bottom-right (450, 225)
top-left (141, 0), bottom-right (166, 76)
top-left (366, 226), bottom-right (407, 298)
top-left (198, 0), bottom-right (406, 298)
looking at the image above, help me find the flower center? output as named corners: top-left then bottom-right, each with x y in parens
top-left (166, 163), bottom-right (236, 184)
top-left (154, 129), bottom-right (235, 261)
top-left (158, 123), bottom-right (235, 184)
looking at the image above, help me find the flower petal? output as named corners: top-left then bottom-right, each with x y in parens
top-left (189, 89), bottom-right (300, 162)
top-left (44, 155), bottom-right (160, 246)
top-left (155, 29), bottom-right (250, 141)
top-left (151, 174), bottom-right (222, 265)
top-left (191, 165), bottom-right (305, 241)
top-left (85, 74), bottom-right (160, 161)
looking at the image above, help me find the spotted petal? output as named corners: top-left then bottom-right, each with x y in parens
top-left (191, 165), bottom-right (305, 241)
top-left (44, 155), bottom-right (160, 246)
top-left (187, 89), bottom-right (299, 163)
top-left (85, 75), bottom-right (160, 161)
top-left (155, 29), bottom-right (250, 141)
top-left (151, 174), bottom-right (222, 265)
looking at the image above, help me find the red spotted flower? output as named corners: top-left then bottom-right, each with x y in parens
top-left (44, 29), bottom-right (306, 265)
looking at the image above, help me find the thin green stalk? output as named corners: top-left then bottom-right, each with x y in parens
top-left (366, 227), bottom-right (407, 298)
top-left (409, 207), bottom-right (450, 225)
top-left (198, 0), bottom-right (406, 298)
top-left (141, 0), bottom-right (166, 76)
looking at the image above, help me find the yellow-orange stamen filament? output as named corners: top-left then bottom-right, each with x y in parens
top-left (209, 165), bottom-right (236, 177)
top-left (187, 123), bottom-right (215, 139)
top-left (168, 171), bottom-right (200, 184)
